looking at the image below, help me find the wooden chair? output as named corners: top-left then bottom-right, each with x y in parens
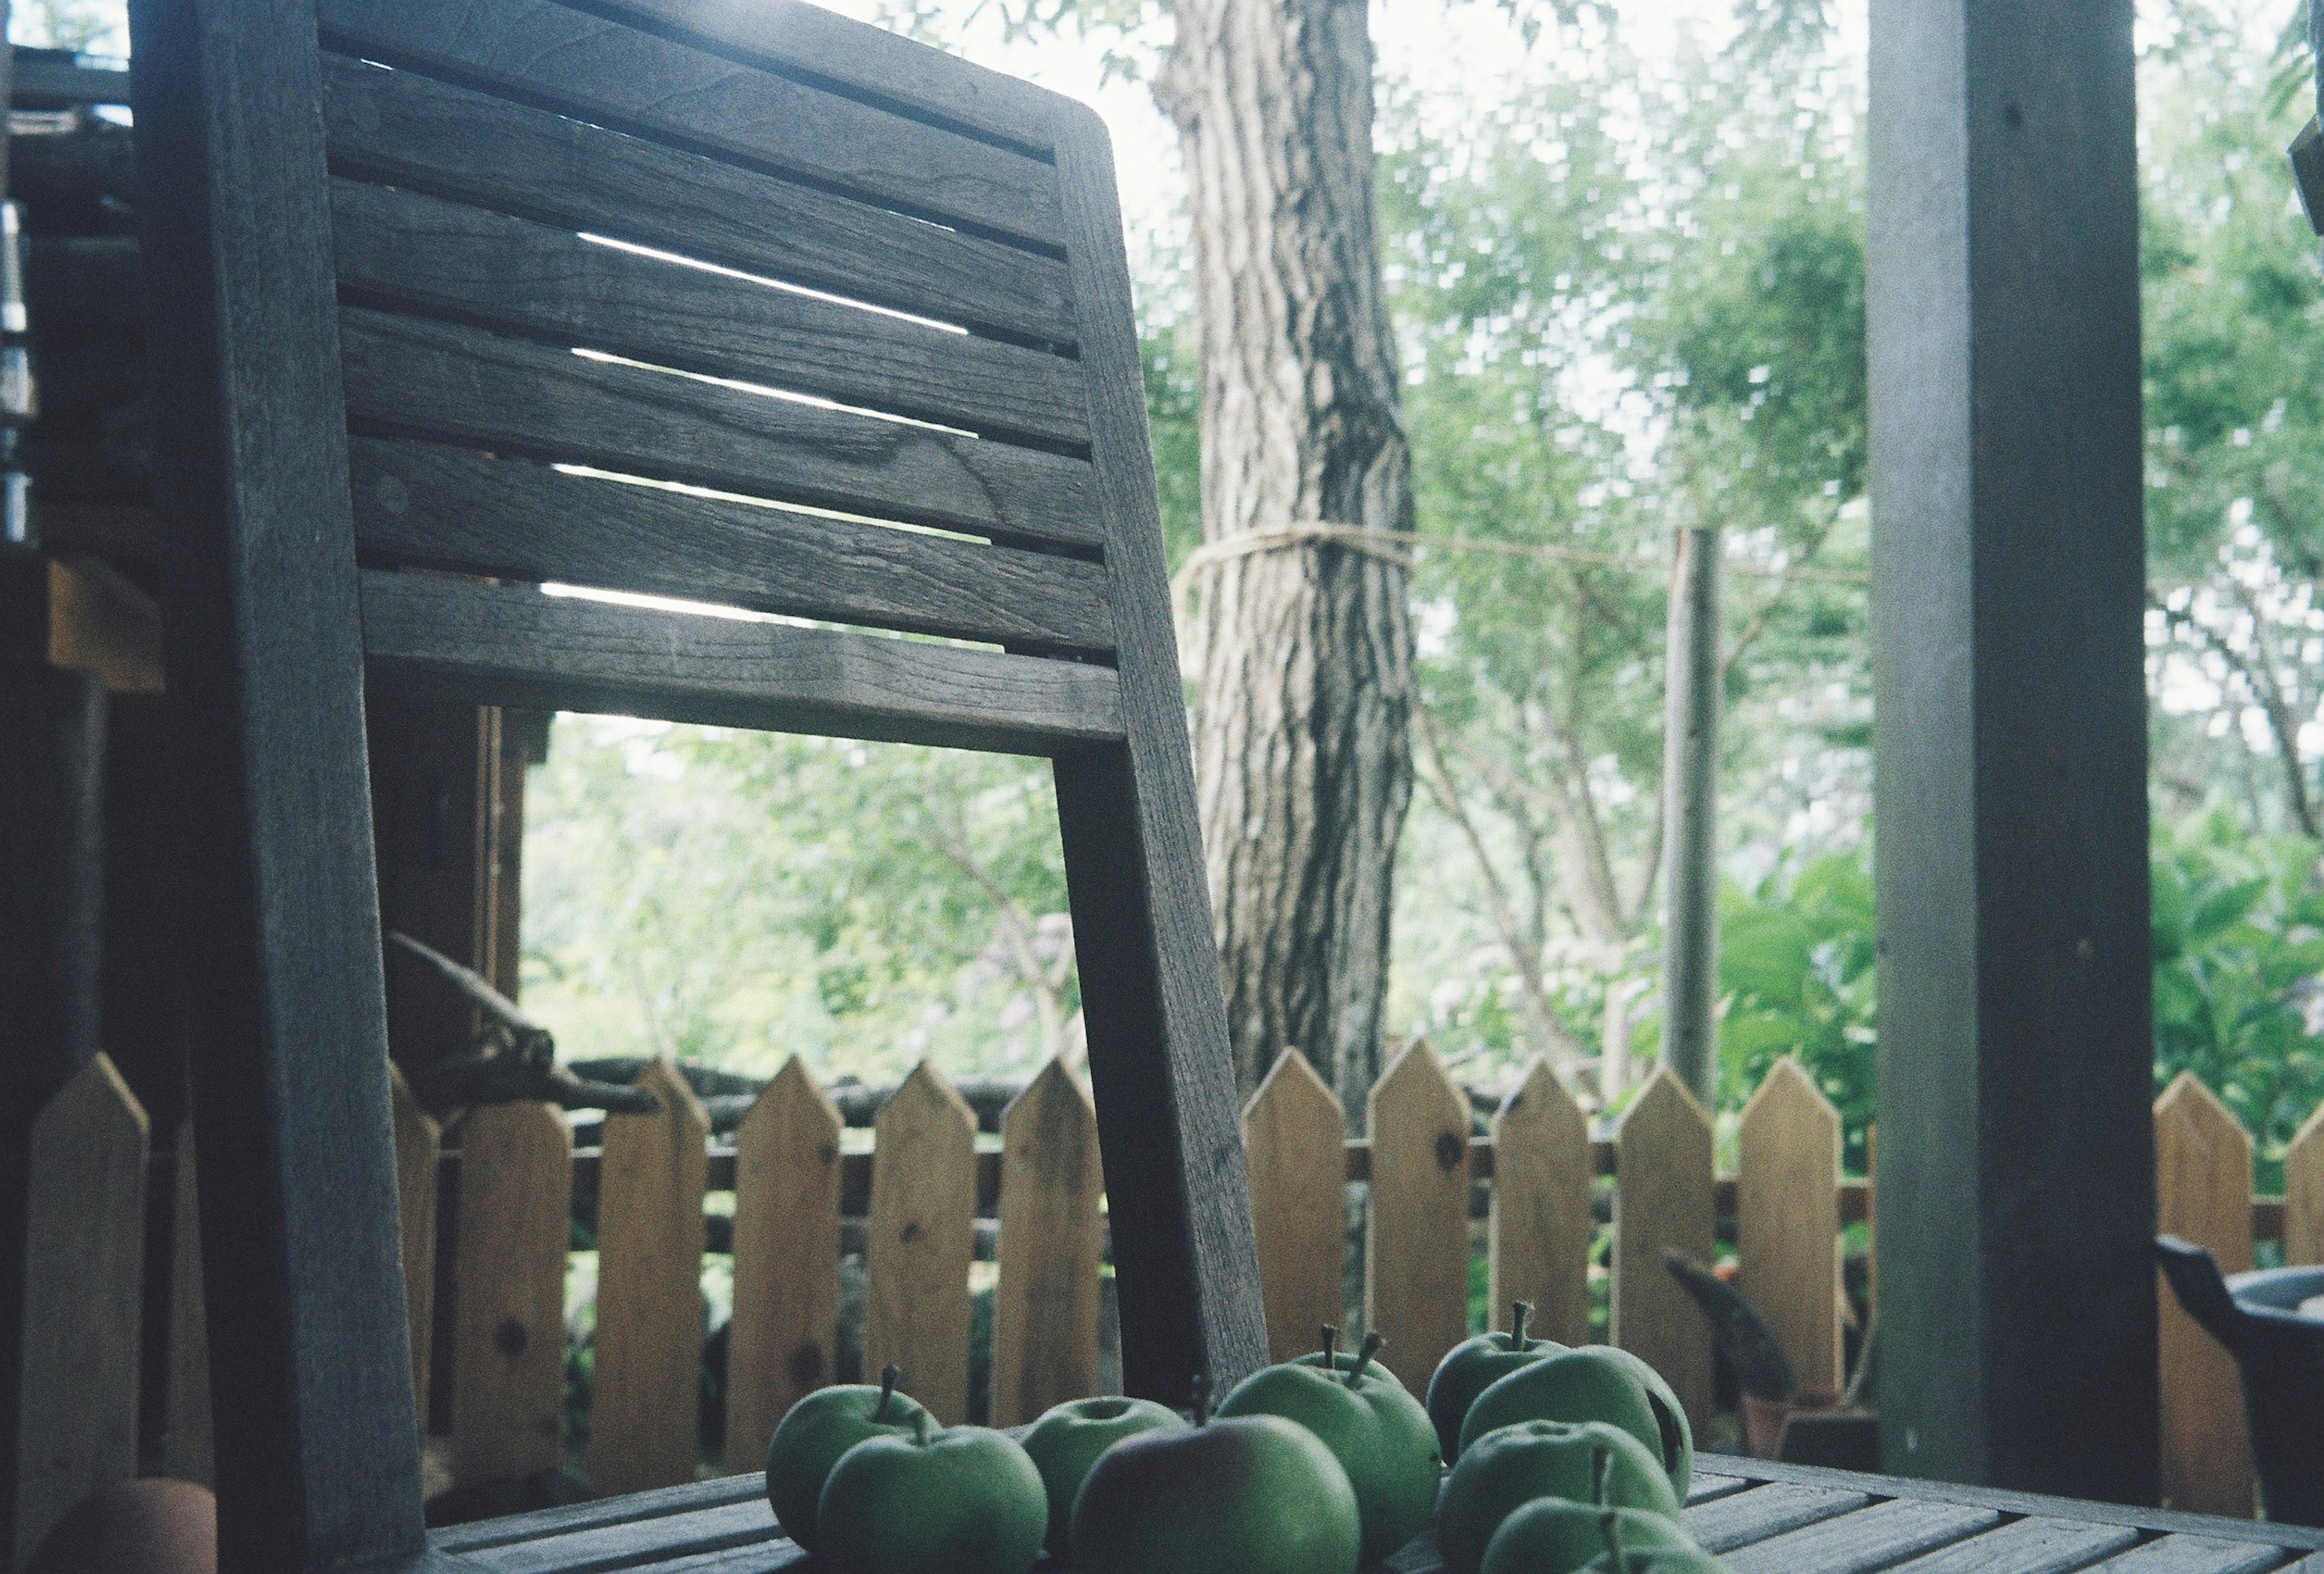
top-left (125, 0), bottom-right (1268, 1566)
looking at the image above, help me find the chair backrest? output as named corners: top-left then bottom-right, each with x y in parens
top-left (129, 1), bottom-right (1266, 1566)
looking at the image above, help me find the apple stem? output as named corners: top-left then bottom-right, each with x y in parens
top-left (874, 1364), bottom-right (902, 1422)
top-left (1590, 1442), bottom-right (1612, 1508)
top-left (1508, 1301), bottom-right (1532, 1351)
top-left (1345, 1331), bottom-right (1386, 1388)
top-left (1320, 1325), bottom-right (1340, 1369)
top-left (1189, 1372), bottom-right (1212, 1427)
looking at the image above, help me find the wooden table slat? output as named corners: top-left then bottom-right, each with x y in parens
top-left (1722, 1499), bottom-right (2000, 1574)
top-left (1687, 1483), bottom-right (1876, 1555)
top-left (435, 1477), bottom-right (767, 1553)
top-left (463, 1500), bottom-right (776, 1574)
top-left (1690, 1473), bottom-right (1753, 1506)
top-left (2089, 1538), bottom-right (2297, 1574)
top-left (594, 1544), bottom-right (807, 1574)
top-left (1887, 1518), bottom-right (2143, 1574)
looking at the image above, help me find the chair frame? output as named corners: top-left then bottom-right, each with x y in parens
top-left (126, 0), bottom-right (1267, 1566)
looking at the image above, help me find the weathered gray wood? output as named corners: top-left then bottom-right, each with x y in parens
top-left (1722, 1500), bottom-right (2000, 1574)
top-left (360, 571), bottom-right (1124, 754)
top-left (1047, 104), bottom-right (1271, 1402)
top-left (1688, 1474), bottom-right (1751, 1507)
top-left (319, 54), bottom-right (1074, 349)
top-left (312, 0), bottom-right (1062, 248)
top-left (470, 1500), bottom-right (778, 1574)
top-left (433, 1477), bottom-right (766, 1555)
top-left (346, 438), bottom-right (1114, 655)
top-left (1866, 0), bottom-right (2156, 1501)
top-left (1685, 1484), bottom-right (1874, 1555)
top-left (337, 308), bottom-right (1098, 549)
top-left (2086, 1539), bottom-right (2288, 1574)
top-left (328, 179), bottom-right (1088, 451)
top-left (1886, 1519), bottom-right (2142, 1574)
top-left (130, 0), bottom-right (429, 1567)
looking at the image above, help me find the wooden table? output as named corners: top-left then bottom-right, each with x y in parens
top-left (429, 1457), bottom-right (2324, 1574)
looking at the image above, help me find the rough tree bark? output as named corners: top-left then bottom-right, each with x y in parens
top-left (1156, 0), bottom-right (1416, 1115)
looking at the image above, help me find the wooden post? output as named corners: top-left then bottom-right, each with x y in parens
top-left (1867, 0), bottom-right (2156, 1501)
top-left (1658, 520), bottom-right (1721, 1107)
top-left (991, 1060), bottom-right (1104, 1425)
top-left (863, 1063), bottom-right (976, 1425)
top-left (13, 1055), bottom-right (147, 1562)
top-left (1611, 1066), bottom-right (1715, 1431)
top-left (1365, 1041), bottom-right (1472, 1387)
top-left (726, 1057), bottom-right (843, 1472)
top-left (2153, 1074), bottom-right (2253, 1516)
top-left (1490, 1058), bottom-right (1594, 1348)
top-left (591, 1058), bottom-right (709, 1493)
top-left (1736, 1058), bottom-right (1842, 1395)
top-left (450, 1102), bottom-right (571, 1486)
top-left (1242, 1051), bottom-right (1347, 1362)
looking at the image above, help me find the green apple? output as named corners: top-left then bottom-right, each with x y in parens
top-left (815, 1412), bottom-right (1047, 1574)
top-left (1071, 1378), bottom-right (1361, 1574)
top-left (1481, 1498), bottom-right (1696, 1574)
top-left (1459, 1346), bottom-right (1693, 1495)
top-left (1436, 1420), bottom-right (1681, 1574)
top-left (1218, 1329), bottom-right (1442, 1562)
top-left (1019, 1395), bottom-right (1185, 1558)
top-left (761, 1365), bottom-right (930, 1551)
top-left (1426, 1300), bottom-right (1564, 1462)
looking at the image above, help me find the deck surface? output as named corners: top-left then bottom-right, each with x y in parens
top-left (430, 1457), bottom-right (2324, 1574)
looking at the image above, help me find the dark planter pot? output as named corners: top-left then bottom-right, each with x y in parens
top-left (2156, 1236), bottom-right (2324, 1526)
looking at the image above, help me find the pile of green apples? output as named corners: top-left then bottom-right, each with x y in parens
top-left (759, 1306), bottom-right (1730, 1574)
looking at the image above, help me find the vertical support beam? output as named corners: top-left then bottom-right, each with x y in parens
top-left (1658, 521), bottom-right (1721, 1107)
top-left (1867, 0), bottom-right (2155, 1501)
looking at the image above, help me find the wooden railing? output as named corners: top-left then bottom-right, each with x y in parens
top-left (9, 1050), bottom-right (2302, 1552)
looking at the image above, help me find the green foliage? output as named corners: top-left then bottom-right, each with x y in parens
top-left (2152, 809), bottom-right (2324, 1186)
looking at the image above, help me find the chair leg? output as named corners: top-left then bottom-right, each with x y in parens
top-left (1053, 742), bottom-right (1269, 1405)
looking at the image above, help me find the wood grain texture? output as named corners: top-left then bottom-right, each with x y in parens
top-left (451, 1101), bottom-right (572, 1486)
top-left (724, 1058), bottom-right (842, 1474)
top-left (1048, 102), bottom-right (1269, 1402)
top-left (2153, 1072), bottom-right (2254, 1516)
top-left (127, 0), bottom-right (432, 1556)
top-left (329, 180), bottom-right (1088, 453)
top-left (13, 1055), bottom-right (148, 1561)
top-left (1738, 1057), bottom-right (1843, 1394)
top-left (337, 308), bottom-right (1099, 547)
top-left (863, 1064), bottom-right (977, 1424)
top-left (318, 53), bottom-right (1075, 350)
top-left (1366, 1040), bottom-right (1473, 1388)
top-left (392, 1068), bottom-right (444, 1432)
top-left (1612, 1065), bottom-right (1716, 1432)
top-left (1489, 1058), bottom-right (1592, 1347)
top-left (991, 1061), bottom-right (1105, 1424)
top-left (359, 571), bottom-right (1125, 756)
top-left (346, 437), bottom-right (1113, 654)
top-left (162, 1122), bottom-right (215, 1486)
top-left (432, 1474), bottom-right (765, 1555)
top-left (1242, 1050), bottom-right (1347, 1362)
top-left (311, 0), bottom-right (1062, 248)
top-left (2087, 1538), bottom-right (2285, 1574)
top-left (591, 1059), bottom-right (710, 1494)
top-left (1685, 1484), bottom-right (1873, 1555)
top-left (1722, 1500), bottom-right (1999, 1574)
top-left (2283, 1098), bottom-right (2324, 1266)
top-left (462, 1500), bottom-right (780, 1574)
top-left (1885, 1519), bottom-right (2141, 1574)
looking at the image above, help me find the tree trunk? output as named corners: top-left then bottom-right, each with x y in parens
top-left (1157, 0), bottom-right (1415, 1116)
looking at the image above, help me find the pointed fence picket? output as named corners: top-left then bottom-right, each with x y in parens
top-left (1243, 1051), bottom-right (1348, 1361)
top-left (864, 1062), bottom-right (977, 1425)
top-left (30, 1044), bottom-right (2320, 1524)
top-left (725, 1056), bottom-right (844, 1473)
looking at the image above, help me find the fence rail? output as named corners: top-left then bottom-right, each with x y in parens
top-left (9, 1052), bottom-right (2300, 1536)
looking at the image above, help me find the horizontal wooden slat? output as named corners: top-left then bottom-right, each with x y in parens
top-left (312, 0), bottom-right (1062, 249)
top-left (359, 570), bottom-right (1124, 754)
top-left (1686, 1485), bottom-right (1874, 1555)
top-left (468, 1500), bottom-right (776, 1574)
top-left (2089, 1539), bottom-right (2291, 1574)
top-left (319, 56), bottom-right (1075, 350)
top-left (435, 1477), bottom-right (767, 1555)
top-left (1888, 1519), bottom-right (2142, 1574)
top-left (338, 308), bottom-right (1100, 550)
top-left (597, 1543), bottom-right (804, 1574)
top-left (328, 179), bottom-right (1087, 451)
top-left (348, 439), bottom-right (1114, 655)
top-left (580, 0), bottom-right (1062, 158)
top-left (1724, 1501), bottom-right (2001, 1574)
top-left (1689, 1474), bottom-right (1753, 1506)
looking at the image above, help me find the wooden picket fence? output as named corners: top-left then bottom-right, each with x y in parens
top-left (7, 1048), bottom-right (2295, 1548)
